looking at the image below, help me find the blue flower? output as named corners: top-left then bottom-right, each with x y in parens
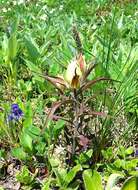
top-left (8, 103), bottom-right (23, 121)
top-left (135, 149), bottom-right (138, 157)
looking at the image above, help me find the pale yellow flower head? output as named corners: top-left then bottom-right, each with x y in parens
top-left (64, 53), bottom-right (86, 89)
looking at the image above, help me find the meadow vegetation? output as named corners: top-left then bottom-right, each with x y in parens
top-left (0, 0), bottom-right (138, 189)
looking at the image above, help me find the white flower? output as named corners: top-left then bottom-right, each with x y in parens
top-left (59, 5), bottom-right (63, 10)
top-left (49, 9), bottom-right (55, 14)
top-left (54, 145), bottom-right (65, 155)
top-left (18, 0), bottom-right (25, 5)
top-left (13, 1), bottom-right (17, 5)
top-left (2, 8), bottom-right (7, 13)
top-left (42, 5), bottom-right (48, 10)
top-left (40, 14), bottom-right (48, 21)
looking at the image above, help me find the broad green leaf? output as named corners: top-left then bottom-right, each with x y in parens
top-left (11, 147), bottom-right (27, 160)
top-left (8, 33), bottom-right (17, 61)
top-left (121, 176), bottom-right (138, 190)
top-left (129, 171), bottom-right (138, 176)
top-left (7, 17), bottom-right (19, 61)
top-left (66, 179), bottom-right (80, 190)
top-left (25, 60), bottom-right (44, 82)
top-left (20, 133), bottom-right (33, 152)
top-left (42, 179), bottom-right (51, 190)
top-left (50, 157), bottom-right (66, 186)
top-left (25, 60), bottom-right (42, 73)
top-left (106, 173), bottom-right (124, 190)
top-left (2, 35), bottom-right (8, 61)
top-left (49, 62), bottom-right (59, 75)
top-left (49, 157), bottom-right (60, 168)
top-left (24, 36), bottom-right (40, 62)
top-left (16, 166), bottom-right (34, 185)
top-left (83, 170), bottom-right (103, 190)
top-left (78, 149), bottom-right (93, 164)
top-left (10, 17), bottom-right (19, 34)
top-left (117, 146), bottom-right (126, 158)
top-left (0, 149), bottom-right (6, 159)
top-left (125, 147), bottom-right (134, 155)
top-left (26, 125), bottom-right (41, 139)
top-left (23, 102), bottom-right (33, 128)
top-left (53, 120), bottom-right (65, 138)
top-left (63, 164), bottom-right (82, 187)
top-left (114, 159), bottom-right (122, 168)
top-left (66, 187), bottom-right (79, 190)
top-left (35, 141), bottom-right (46, 155)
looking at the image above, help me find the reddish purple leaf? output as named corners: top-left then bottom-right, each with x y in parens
top-left (32, 71), bottom-right (67, 94)
top-left (44, 100), bottom-right (72, 129)
top-left (82, 62), bottom-right (97, 81)
top-left (78, 77), bottom-right (116, 94)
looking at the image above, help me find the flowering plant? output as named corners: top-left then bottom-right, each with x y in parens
top-left (8, 103), bottom-right (23, 121)
top-left (32, 27), bottom-right (118, 161)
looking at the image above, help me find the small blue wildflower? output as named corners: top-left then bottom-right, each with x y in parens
top-left (135, 149), bottom-right (138, 157)
top-left (8, 103), bottom-right (23, 121)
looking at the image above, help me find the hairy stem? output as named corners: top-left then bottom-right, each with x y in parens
top-left (72, 89), bottom-right (79, 157)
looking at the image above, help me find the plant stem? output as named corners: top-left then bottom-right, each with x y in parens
top-left (72, 89), bottom-right (79, 157)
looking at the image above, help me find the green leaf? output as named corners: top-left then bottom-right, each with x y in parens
top-left (106, 173), bottom-right (124, 190)
top-left (42, 179), bottom-right (51, 190)
top-left (63, 164), bottom-right (82, 187)
top-left (121, 176), bottom-right (138, 190)
top-left (25, 60), bottom-right (44, 82)
top-left (114, 159), bottom-right (122, 168)
top-left (10, 17), bottom-right (19, 34)
top-left (129, 171), bottom-right (138, 176)
top-left (24, 36), bottom-right (40, 62)
top-left (11, 147), bottom-right (27, 160)
top-left (23, 102), bottom-right (33, 128)
top-left (2, 35), bottom-right (8, 61)
top-left (78, 149), bottom-right (93, 164)
top-left (16, 166), bottom-right (34, 185)
top-left (102, 147), bottom-right (113, 160)
top-left (8, 33), bottom-right (17, 61)
top-left (0, 149), bottom-right (6, 159)
top-left (20, 133), bottom-right (33, 152)
top-left (66, 187), bottom-right (79, 190)
top-left (49, 157), bottom-right (60, 168)
top-left (83, 170), bottom-right (103, 190)
top-left (25, 125), bottom-right (41, 139)
top-left (125, 147), bottom-right (134, 155)
top-left (35, 141), bottom-right (46, 155)
top-left (53, 120), bottom-right (65, 138)
top-left (49, 62), bottom-right (59, 75)
top-left (118, 146), bottom-right (126, 158)
top-left (7, 17), bottom-right (19, 61)
top-left (49, 157), bottom-right (67, 186)
top-left (25, 60), bottom-right (42, 73)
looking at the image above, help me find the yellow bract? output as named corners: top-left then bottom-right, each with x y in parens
top-left (64, 54), bottom-right (86, 89)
